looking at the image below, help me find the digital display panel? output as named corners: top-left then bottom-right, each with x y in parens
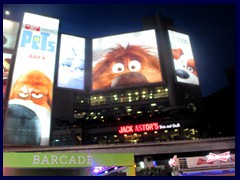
top-left (57, 34), bottom-right (85, 90)
top-left (168, 30), bottom-right (199, 85)
top-left (4, 12), bottom-right (59, 146)
top-left (92, 29), bottom-right (162, 91)
top-left (3, 19), bottom-right (20, 50)
top-left (3, 53), bottom-right (12, 99)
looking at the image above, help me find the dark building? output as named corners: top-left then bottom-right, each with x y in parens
top-left (202, 65), bottom-right (235, 137)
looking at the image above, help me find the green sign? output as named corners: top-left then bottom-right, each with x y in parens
top-left (3, 152), bottom-right (134, 168)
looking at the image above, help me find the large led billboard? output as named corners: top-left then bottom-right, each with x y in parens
top-left (168, 30), bottom-right (199, 85)
top-left (57, 34), bottom-right (85, 90)
top-left (4, 13), bottom-right (59, 146)
top-left (92, 29), bottom-right (162, 91)
top-left (3, 19), bottom-right (20, 50)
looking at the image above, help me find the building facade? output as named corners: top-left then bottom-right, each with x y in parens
top-left (51, 14), bottom-right (204, 147)
top-left (5, 11), bottom-right (233, 176)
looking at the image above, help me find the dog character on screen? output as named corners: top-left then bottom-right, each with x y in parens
top-left (172, 48), bottom-right (199, 85)
top-left (4, 70), bottom-right (52, 146)
top-left (92, 44), bottom-right (162, 90)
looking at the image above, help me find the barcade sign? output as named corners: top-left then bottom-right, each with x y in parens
top-left (3, 152), bottom-right (135, 168)
top-left (32, 154), bottom-right (93, 165)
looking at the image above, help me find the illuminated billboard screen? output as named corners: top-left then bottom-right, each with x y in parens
top-left (4, 12), bottom-right (59, 146)
top-left (3, 19), bottom-right (20, 50)
top-left (3, 53), bottom-right (12, 99)
top-left (57, 34), bottom-right (85, 90)
top-left (168, 30), bottom-right (199, 85)
top-left (92, 29), bottom-right (162, 91)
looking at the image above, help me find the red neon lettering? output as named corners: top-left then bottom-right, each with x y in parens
top-left (145, 124), bottom-right (148, 131)
top-left (135, 125), bottom-right (140, 132)
top-left (118, 123), bottom-right (159, 134)
top-left (141, 124), bottom-right (146, 131)
top-left (118, 125), bottom-right (134, 134)
top-left (153, 123), bottom-right (159, 130)
top-left (146, 124), bottom-right (153, 131)
top-left (135, 124), bottom-right (142, 132)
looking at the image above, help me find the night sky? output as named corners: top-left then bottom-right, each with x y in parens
top-left (3, 2), bottom-right (237, 97)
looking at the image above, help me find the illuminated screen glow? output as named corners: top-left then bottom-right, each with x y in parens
top-left (92, 29), bottom-right (162, 91)
top-left (4, 12), bottom-right (59, 146)
top-left (168, 30), bottom-right (199, 85)
top-left (57, 34), bottom-right (85, 90)
top-left (3, 19), bottom-right (20, 50)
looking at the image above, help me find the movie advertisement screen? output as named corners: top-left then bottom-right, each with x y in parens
top-left (3, 19), bottom-right (20, 50)
top-left (57, 34), bottom-right (85, 90)
top-left (3, 53), bottom-right (12, 99)
top-left (168, 30), bottom-right (199, 85)
top-left (4, 12), bottom-right (59, 146)
top-left (92, 29), bottom-right (162, 91)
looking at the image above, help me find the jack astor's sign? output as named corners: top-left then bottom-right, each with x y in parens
top-left (118, 122), bottom-right (181, 134)
top-left (118, 122), bottom-right (159, 134)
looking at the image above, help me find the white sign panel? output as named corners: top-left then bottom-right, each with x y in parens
top-left (186, 154), bottom-right (235, 168)
top-left (57, 34), bottom-right (85, 90)
top-left (168, 30), bottom-right (199, 85)
top-left (4, 12), bottom-right (59, 146)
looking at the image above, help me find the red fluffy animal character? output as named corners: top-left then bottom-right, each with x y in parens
top-left (5, 70), bottom-right (53, 146)
top-left (92, 44), bottom-right (162, 90)
top-left (9, 70), bottom-right (53, 111)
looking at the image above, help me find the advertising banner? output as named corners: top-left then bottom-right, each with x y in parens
top-left (57, 34), bottom-right (85, 90)
top-left (186, 154), bottom-right (235, 168)
top-left (92, 29), bottom-right (162, 91)
top-left (3, 19), bottom-right (20, 50)
top-left (168, 30), bottom-right (199, 85)
top-left (4, 12), bottom-right (59, 146)
top-left (3, 152), bottom-right (135, 168)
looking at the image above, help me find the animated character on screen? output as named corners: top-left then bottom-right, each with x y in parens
top-left (4, 70), bottom-right (52, 146)
top-left (172, 48), bottom-right (199, 85)
top-left (58, 46), bottom-right (85, 90)
top-left (92, 44), bottom-right (162, 90)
